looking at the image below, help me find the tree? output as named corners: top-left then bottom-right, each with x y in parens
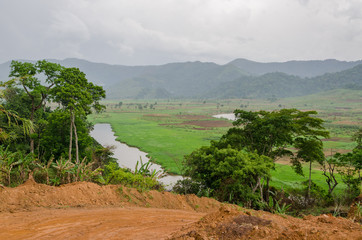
top-left (0, 82), bottom-right (33, 143)
top-left (292, 137), bottom-right (325, 199)
top-left (332, 128), bottom-right (362, 201)
top-left (8, 60), bottom-right (63, 153)
top-left (184, 143), bottom-right (273, 206)
top-left (321, 155), bottom-right (339, 195)
top-left (51, 67), bottom-right (105, 163)
top-left (219, 109), bottom-right (329, 201)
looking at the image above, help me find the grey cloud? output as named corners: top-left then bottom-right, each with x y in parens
top-left (0, 0), bottom-right (361, 65)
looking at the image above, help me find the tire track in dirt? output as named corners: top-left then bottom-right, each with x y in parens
top-left (0, 207), bottom-right (205, 240)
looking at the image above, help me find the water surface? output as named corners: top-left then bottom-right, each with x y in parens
top-left (213, 113), bottom-right (235, 121)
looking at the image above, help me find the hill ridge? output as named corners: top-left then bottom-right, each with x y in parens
top-left (1, 58), bottom-right (361, 99)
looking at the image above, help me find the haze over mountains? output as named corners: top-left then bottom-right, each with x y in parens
top-left (0, 58), bottom-right (361, 99)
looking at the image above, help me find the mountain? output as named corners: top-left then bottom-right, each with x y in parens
top-left (206, 64), bottom-right (362, 99)
top-left (0, 58), bottom-right (246, 99)
top-left (227, 58), bottom-right (362, 78)
top-left (0, 58), bottom-right (361, 99)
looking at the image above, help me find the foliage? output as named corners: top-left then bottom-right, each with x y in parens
top-left (92, 145), bottom-right (116, 169)
top-left (320, 156), bottom-right (339, 195)
top-left (39, 110), bottom-right (93, 161)
top-left (172, 179), bottom-right (205, 196)
top-left (0, 146), bottom-right (34, 186)
top-left (7, 60), bottom-right (63, 152)
top-left (328, 129), bottom-right (362, 203)
top-left (51, 67), bottom-right (105, 163)
top-left (134, 157), bottom-right (163, 179)
top-left (0, 84), bottom-right (34, 143)
top-left (104, 162), bottom-right (163, 191)
top-left (221, 109), bottom-right (329, 160)
top-left (271, 199), bottom-right (291, 215)
top-left (184, 143), bottom-right (273, 206)
top-left (216, 109), bottom-right (329, 203)
top-left (292, 137), bottom-right (325, 199)
top-left (351, 201), bottom-right (362, 222)
top-left (286, 180), bottom-right (330, 214)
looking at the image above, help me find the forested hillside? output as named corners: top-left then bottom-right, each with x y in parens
top-left (0, 58), bottom-right (361, 99)
top-left (227, 58), bottom-right (362, 77)
top-left (206, 64), bottom-right (362, 98)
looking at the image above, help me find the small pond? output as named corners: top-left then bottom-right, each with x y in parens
top-left (213, 113), bottom-right (235, 121)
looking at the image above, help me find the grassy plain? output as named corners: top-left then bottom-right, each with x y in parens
top-left (89, 89), bottom-right (361, 192)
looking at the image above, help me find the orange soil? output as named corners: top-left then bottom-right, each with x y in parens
top-left (170, 205), bottom-right (362, 240)
top-left (0, 180), bottom-right (361, 240)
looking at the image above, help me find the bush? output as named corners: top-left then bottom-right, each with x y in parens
top-left (104, 162), bottom-right (164, 191)
top-left (172, 179), bottom-right (207, 196)
top-left (184, 144), bottom-right (273, 206)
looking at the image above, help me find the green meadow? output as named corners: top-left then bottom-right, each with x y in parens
top-left (89, 89), bottom-right (361, 192)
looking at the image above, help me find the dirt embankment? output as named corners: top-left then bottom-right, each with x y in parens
top-left (0, 179), bottom-right (220, 213)
top-left (0, 180), bottom-right (361, 240)
top-left (170, 205), bottom-right (362, 240)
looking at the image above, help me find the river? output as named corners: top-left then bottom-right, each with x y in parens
top-left (90, 123), bottom-right (182, 189)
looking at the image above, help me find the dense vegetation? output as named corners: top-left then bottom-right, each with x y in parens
top-left (177, 109), bottom-right (361, 215)
top-left (205, 64), bottom-right (362, 98)
top-left (0, 60), bottom-right (162, 191)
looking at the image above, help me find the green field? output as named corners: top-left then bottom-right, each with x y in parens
top-left (89, 89), bottom-right (361, 192)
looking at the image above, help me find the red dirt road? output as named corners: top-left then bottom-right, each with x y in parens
top-left (0, 207), bottom-right (205, 240)
top-left (0, 180), bottom-right (361, 240)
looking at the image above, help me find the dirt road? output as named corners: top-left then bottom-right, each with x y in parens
top-left (0, 207), bottom-right (204, 240)
top-left (0, 180), bottom-right (361, 240)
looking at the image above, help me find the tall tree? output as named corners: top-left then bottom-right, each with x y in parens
top-left (51, 67), bottom-right (105, 163)
top-left (292, 137), bottom-right (325, 199)
top-left (8, 60), bottom-right (62, 153)
top-left (219, 109), bottom-right (329, 201)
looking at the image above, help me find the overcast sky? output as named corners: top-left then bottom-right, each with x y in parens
top-left (0, 0), bottom-right (361, 65)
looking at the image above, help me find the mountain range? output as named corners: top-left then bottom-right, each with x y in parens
top-left (0, 58), bottom-right (361, 99)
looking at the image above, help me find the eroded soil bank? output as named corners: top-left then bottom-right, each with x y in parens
top-left (0, 180), bottom-right (360, 240)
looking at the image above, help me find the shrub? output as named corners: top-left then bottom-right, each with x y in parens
top-left (104, 162), bottom-right (164, 191)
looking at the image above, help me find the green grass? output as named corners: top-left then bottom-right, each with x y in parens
top-left (89, 111), bottom-right (226, 174)
top-left (270, 163), bottom-right (346, 194)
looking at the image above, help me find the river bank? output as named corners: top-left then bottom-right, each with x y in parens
top-left (90, 123), bottom-right (182, 188)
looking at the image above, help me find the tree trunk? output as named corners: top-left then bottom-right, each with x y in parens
top-left (265, 177), bottom-right (270, 203)
top-left (69, 111), bottom-right (73, 162)
top-left (259, 177), bottom-right (264, 201)
top-left (29, 107), bottom-right (35, 153)
top-left (308, 161), bottom-right (312, 200)
top-left (72, 115), bottom-right (79, 164)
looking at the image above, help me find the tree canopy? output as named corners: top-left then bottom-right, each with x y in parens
top-left (183, 108), bottom-right (331, 207)
top-left (1, 60), bottom-right (105, 163)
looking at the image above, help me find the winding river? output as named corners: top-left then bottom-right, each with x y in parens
top-left (90, 114), bottom-right (235, 188)
top-left (90, 123), bottom-right (182, 189)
